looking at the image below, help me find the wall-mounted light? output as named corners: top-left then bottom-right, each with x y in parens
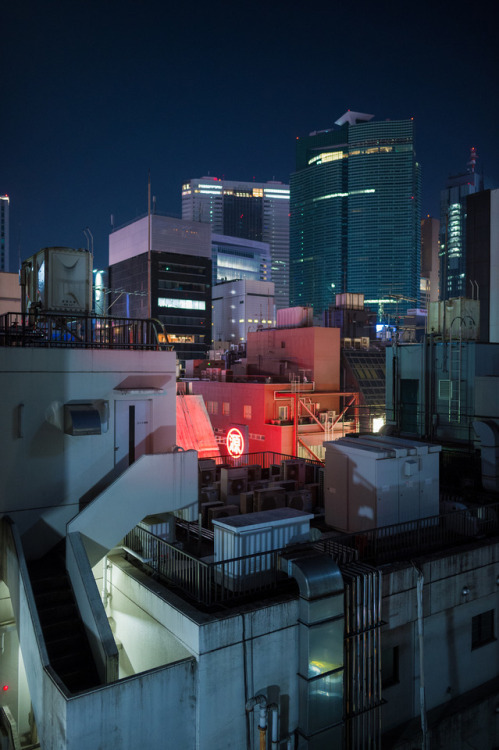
top-left (462, 586), bottom-right (470, 597)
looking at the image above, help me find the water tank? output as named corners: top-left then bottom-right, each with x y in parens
top-left (23, 247), bottom-right (92, 313)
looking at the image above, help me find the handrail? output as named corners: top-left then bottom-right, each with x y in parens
top-left (0, 311), bottom-right (172, 350)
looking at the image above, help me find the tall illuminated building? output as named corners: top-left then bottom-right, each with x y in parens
top-left (290, 111), bottom-right (421, 319)
top-left (0, 194), bottom-right (9, 271)
top-left (182, 177), bottom-right (290, 309)
top-left (439, 148), bottom-right (483, 300)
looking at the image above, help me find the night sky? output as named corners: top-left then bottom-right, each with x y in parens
top-left (2, 0), bottom-right (498, 271)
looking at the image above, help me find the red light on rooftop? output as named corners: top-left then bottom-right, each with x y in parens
top-left (2, 685), bottom-right (8, 692)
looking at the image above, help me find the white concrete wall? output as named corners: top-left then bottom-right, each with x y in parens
top-left (0, 347), bottom-right (176, 556)
top-left (107, 557), bottom-right (301, 749)
top-left (381, 543), bottom-right (499, 733)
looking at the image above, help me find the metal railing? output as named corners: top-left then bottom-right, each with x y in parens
top-left (203, 450), bottom-right (323, 470)
top-left (124, 502), bottom-right (499, 606)
top-left (0, 311), bottom-right (170, 350)
top-left (316, 501), bottom-right (499, 565)
top-left (123, 525), bottom-right (285, 607)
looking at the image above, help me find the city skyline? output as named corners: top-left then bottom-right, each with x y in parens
top-left (1, 1), bottom-right (498, 272)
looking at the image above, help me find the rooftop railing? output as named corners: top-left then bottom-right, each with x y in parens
top-left (0, 311), bottom-right (170, 350)
top-left (123, 502), bottom-right (499, 606)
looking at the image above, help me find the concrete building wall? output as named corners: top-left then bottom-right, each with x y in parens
top-left (0, 348), bottom-right (176, 555)
top-left (0, 271), bottom-right (21, 315)
top-left (109, 215), bottom-right (212, 265)
top-left (246, 327), bottom-right (341, 390)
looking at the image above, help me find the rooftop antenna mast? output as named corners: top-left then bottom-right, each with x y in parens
top-left (147, 170), bottom-right (152, 319)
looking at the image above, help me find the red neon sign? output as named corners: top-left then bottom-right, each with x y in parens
top-left (226, 427), bottom-right (245, 458)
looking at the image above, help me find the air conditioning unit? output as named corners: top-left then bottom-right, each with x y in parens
top-left (283, 459), bottom-right (306, 484)
top-left (247, 465), bottom-right (262, 483)
top-left (261, 467), bottom-right (270, 480)
top-left (221, 467), bottom-right (248, 502)
top-left (201, 487), bottom-right (219, 504)
top-left (201, 501), bottom-right (224, 526)
top-left (215, 463), bottom-right (232, 481)
top-left (254, 488), bottom-right (286, 512)
top-left (270, 464), bottom-right (282, 478)
top-left (286, 490), bottom-right (313, 512)
top-left (361, 336), bottom-right (370, 349)
top-left (198, 459), bottom-right (217, 487)
top-left (240, 491), bottom-right (254, 514)
top-left (343, 338), bottom-right (352, 349)
top-left (305, 463), bottom-right (319, 485)
top-left (319, 412), bottom-right (327, 424)
top-left (208, 504), bottom-right (240, 527)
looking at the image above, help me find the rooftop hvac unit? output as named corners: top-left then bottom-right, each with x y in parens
top-left (240, 491), bottom-right (254, 515)
top-left (270, 463), bottom-right (282, 478)
top-left (249, 480), bottom-right (267, 492)
top-left (199, 466), bottom-right (217, 486)
top-left (201, 501), bottom-right (224, 526)
top-left (212, 508), bottom-right (314, 589)
top-left (319, 412), bottom-right (327, 424)
top-left (201, 487), bottom-right (220, 504)
top-left (221, 467), bottom-right (248, 502)
top-left (247, 465), bottom-right (262, 483)
top-left (343, 338), bottom-right (352, 349)
top-left (139, 513), bottom-right (176, 544)
top-left (361, 336), bottom-right (370, 349)
top-left (283, 459), bottom-right (306, 484)
top-left (254, 488), bottom-right (286, 512)
top-left (353, 338), bottom-right (362, 349)
top-left (305, 463), bottom-right (319, 485)
top-left (215, 463), bottom-right (232, 481)
top-left (286, 490), bottom-right (313, 513)
top-left (261, 467), bottom-right (270, 480)
top-left (208, 505), bottom-right (240, 527)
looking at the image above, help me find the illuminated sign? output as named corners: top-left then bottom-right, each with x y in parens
top-left (226, 427), bottom-right (245, 458)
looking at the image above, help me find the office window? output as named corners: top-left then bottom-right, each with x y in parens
top-left (244, 405), bottom-right (252, 419)
top-left (472, 610), bottom-right (495, 650)
top-left (382, 645), bottom-right (399, 688)
top-left (206, 401), bottom-right (218, 415)
top-left (222, 402), bottom-right (230, 416)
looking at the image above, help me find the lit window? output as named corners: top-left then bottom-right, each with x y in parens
top-left (222, 402), bottom-right (230, 416)
top-left (206, 401), bottom-right (218, 415)
top-left (158, 298), bottom-right (206, 311)
top-left (244, 405), bottom-right (252, 419)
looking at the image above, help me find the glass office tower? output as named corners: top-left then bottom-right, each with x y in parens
top-left (290, 112), bottom-right (420, 319)
top-left (439, 148), bottom-right (483, 300)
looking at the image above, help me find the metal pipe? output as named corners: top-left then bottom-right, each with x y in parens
top-left (119, 546), bottom-right (153, 565)
top-left (245, 694), bottom-right (268, 750)
top-left (102, 554), bottom-right (108, 608)
top-left (270, 704), bottom-right (279, 749)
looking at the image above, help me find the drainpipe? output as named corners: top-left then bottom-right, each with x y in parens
top-left (101, 554), bottom-right (109, 608)
top-left (269, 704), bottom-right (279, 749)
top-left (246, 694), bottom-right (268, 750)
top-left (412, 563), bottom-right (428, 750)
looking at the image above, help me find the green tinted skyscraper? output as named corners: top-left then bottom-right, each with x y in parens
top-left (290, 111), bottom-right (420, 318)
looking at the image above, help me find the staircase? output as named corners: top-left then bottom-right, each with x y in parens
top-left (28, 541), bottom-right (102, 693)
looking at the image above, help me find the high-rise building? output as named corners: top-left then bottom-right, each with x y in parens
top-left (421, 215), bottom-right (440, 306)
top-left (290, 111), bottom-right (421, 319)
top-left (466, 188), bottom-right (499, 342)
top-left (109, 215), bottom-right (212, 360)
top-left (211, 234), bottom-right (271, 287)
top-left (182, 177), bottom-right (290, 309)
top-left (212, 278), bottom-right (275, 343)
top-left (0, 195), bottom-right (9, 272)
top-left (439, 148), bottom-right (483, 300)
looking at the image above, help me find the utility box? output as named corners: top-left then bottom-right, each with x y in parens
top-left (324, 435), bottom-right (441, 532)
top-left (213, 508), bottom-right (313, 586)
top-left (22, 247), bottom-right (92, 313)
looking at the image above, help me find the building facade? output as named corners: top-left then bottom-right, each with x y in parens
top-left (212, 278), bottom-right (275, 344)
top-left (1, 194), bottom-right (9, 272)
top-left (420, 215), bottom-right (440, 306)
top-left (466, 188), bottom-right (499, 343)
top-left (211, 233), bottom-right (271, 287)
top-left (182, 177), bottom-right (290, 309)
top-left (109, 215), bottom-right (212, 360)
top-left (290, 111), bottom-right (421, 320)
top-left (439, 148), bottom-right (483, 300)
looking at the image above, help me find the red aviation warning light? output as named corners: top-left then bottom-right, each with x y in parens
top-left (226, 427), bottom-right (245, 458)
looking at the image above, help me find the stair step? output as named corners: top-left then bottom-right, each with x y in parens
top-left (36, 602), bottom-right (78, 625)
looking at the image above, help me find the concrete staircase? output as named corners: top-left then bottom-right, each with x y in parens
top-left (28, 542), bottom-right (101, 693)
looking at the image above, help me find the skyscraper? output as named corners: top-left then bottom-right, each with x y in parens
top-left (182, 177), bottom-right (290, 309)
top-left (0, 195), bottom-right (9, 272)
top-left (290, 111), bottom-right (421, 319)
top-left (439, 148), bottom-right (483, 300)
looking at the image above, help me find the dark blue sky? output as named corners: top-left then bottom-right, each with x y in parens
top-left (2, 0), bottom-right (498, 271)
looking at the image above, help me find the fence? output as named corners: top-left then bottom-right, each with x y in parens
top-left (0, 311), bottom-right (168, 350)
top-left (124, 502), bottom-right (499, 605)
